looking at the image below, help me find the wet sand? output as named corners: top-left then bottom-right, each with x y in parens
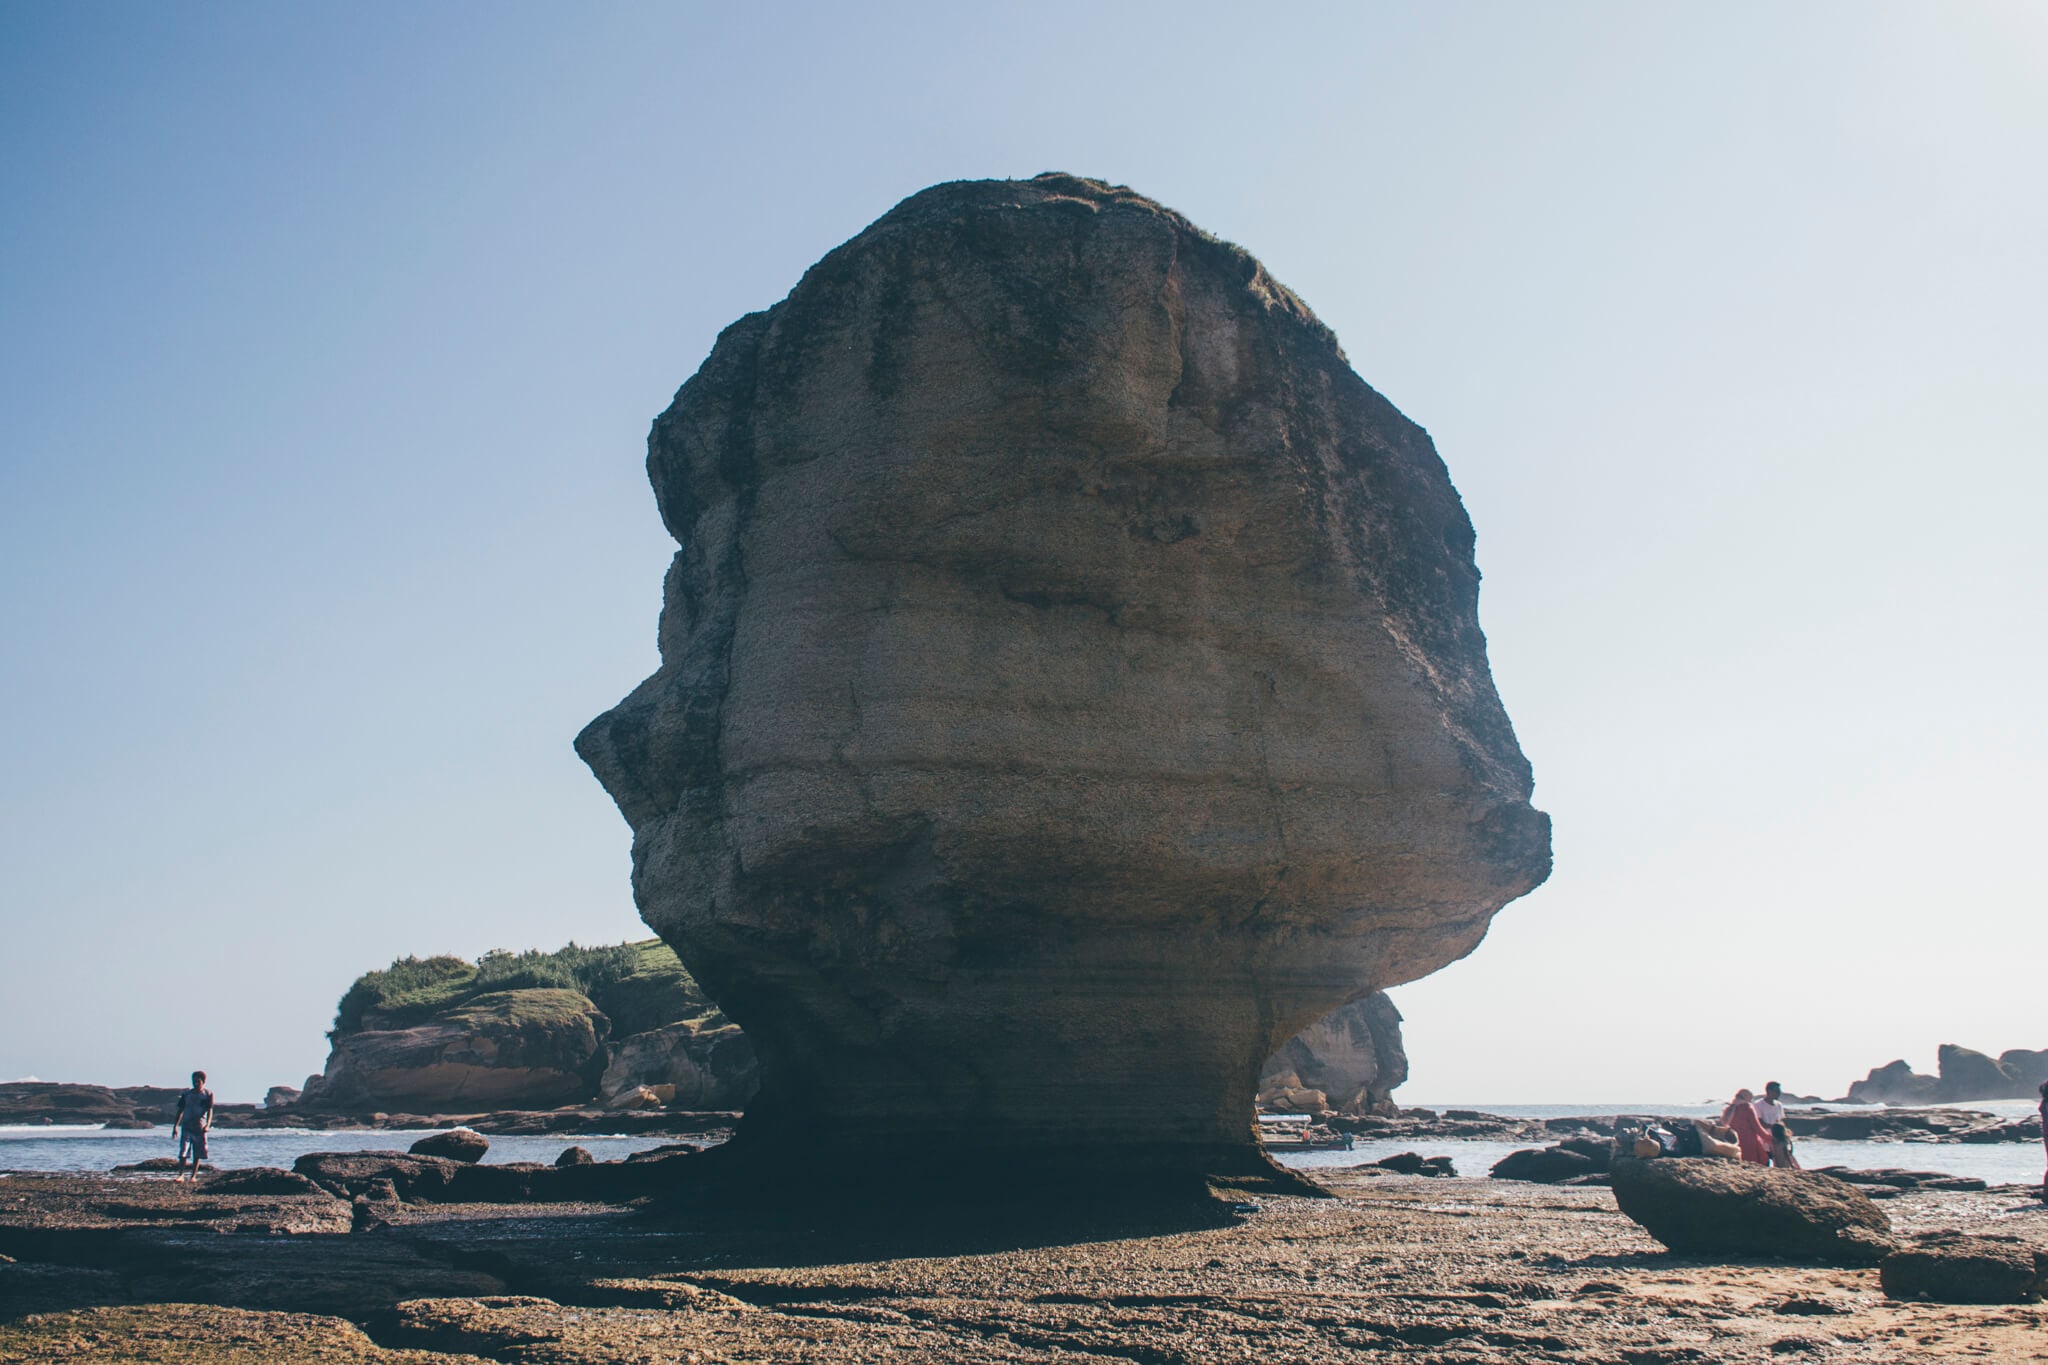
top-left (2, 1168), bottom-right (2044, 1363)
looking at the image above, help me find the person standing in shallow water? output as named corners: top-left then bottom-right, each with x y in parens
top-left (172, 1070), bottom-right (213, 1183)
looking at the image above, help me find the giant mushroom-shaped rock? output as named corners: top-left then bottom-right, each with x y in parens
top-left (577, 173), bottom-right (1549, 1189)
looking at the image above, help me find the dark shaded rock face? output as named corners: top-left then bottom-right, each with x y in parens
top-left (1258, 991), bottom-right (1406, 1117)
top-left (1880, 1234), bottom-right (2048, 1304)
top-left (1608, 1157), bottom-right (1893, 1263)
top-left (577, 173), bottom-right (1550, 1177)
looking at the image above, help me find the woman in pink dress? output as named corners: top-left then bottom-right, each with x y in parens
top-left (1720, 1089), bottom-right (1773, 1165)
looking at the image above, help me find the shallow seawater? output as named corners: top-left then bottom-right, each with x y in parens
top-left (1270, 1098), bottom-right (2047, 1187)
top-left (5, 1102), bottom-right (2042, 1186)
top-left (1270, 1136), bottom-right (2046, 1185)
top-left (0, 1126), bottom-right (689, 1174)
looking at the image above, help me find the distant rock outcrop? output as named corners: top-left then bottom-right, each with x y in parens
top-left (1257, 991), bottom-right (1407, 1117)
top-left (577, 172), bottom-right (1549, 1185)
top-left (1843, 1044), bottom-right (2048, 1104)
top-left (298, 940), bottom-right (759, 1115)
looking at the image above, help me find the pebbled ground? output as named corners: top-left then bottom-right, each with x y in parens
top-left (2, 1169), bottom-right (2044, 1363)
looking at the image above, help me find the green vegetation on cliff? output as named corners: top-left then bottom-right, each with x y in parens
top-left (333, 938), bottom-right (713, 1038)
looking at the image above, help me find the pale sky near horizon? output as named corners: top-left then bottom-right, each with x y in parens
top-left (3, 3), bottom-right (2042, 1105)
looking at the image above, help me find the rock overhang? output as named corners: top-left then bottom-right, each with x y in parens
top-left (577, 172), bottom-right (1549, 1187)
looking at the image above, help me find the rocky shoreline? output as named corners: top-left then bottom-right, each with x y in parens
top-left (1314, 1104), bottom-right (2045, 1147)
top-left (3, 1155), bottom-right (2043, 1363)
top-left (0, 1082), bottom-right (741, 1137)
top-left (13, 1079), bottom-right (2043, 1154)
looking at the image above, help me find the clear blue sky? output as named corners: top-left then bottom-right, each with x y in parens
top-left (4, 3), bottom-right (2042, 1103)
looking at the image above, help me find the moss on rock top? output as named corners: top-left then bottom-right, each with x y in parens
top-left (332, 939), bottom-right (714, 1039)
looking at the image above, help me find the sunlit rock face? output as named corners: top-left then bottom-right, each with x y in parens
top-left (577, 174), bottom-right (1549, 1175)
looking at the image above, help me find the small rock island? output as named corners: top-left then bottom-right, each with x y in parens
top-left (576, 173), bottom-right (1551, 1189)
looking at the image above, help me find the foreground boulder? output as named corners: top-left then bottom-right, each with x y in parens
top-left (1491, 1144), bottom-right (1602, 1184)
top-left (409, 1127), bottom-right (490, 1163)
top-left (1608, 1157), bottom-right (1893, 1262)
top-left (1880, 1233), bottom-right (2048, 1303)
top-left (575, 172), bottom-right (1550, 1186)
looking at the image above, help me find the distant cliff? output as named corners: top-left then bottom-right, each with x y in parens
top-left (296, 939), bottom-right (757, 1114)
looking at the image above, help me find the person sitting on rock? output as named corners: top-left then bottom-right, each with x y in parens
top-left (172, 1069), bottom-right (214, 1183)
top-left (1768, 1121), bottom-right (1800, 1169)
top-left (1719, 1088), bottom-right (1772, 1165)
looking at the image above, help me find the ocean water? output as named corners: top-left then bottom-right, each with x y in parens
top-left (0, 1126), bottom-right (684, 1174)
top-left (5, 1104), bottom-right (2042, 1188)
top-left (1270, 1138), bottom-right (2047, 1186)
top-left (1269, 1099), bottom-right (2047, 1187)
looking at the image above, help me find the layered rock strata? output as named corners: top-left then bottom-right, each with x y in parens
top-left (578, 173), bottom-right (1550, 1181)
top-left (298, 990), bottom-right (609, 1111)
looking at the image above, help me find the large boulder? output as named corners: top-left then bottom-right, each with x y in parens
top-left (410, 1128), bottom-right (491, 1163)
top-left (1491, 1146), bottom-right (1600, 1184)
top-left (1880, 1234), bottom-right (2048, 1304)
top-left (298, 989), bottom-right (610, 1112)
top-left (598, 1019), bottom-right (757, 1110)
top-left (1608, 1157), bottom-right (1893, 1263)
top-left (575, 173), bottom-right (1550, 1183)
top-left (1258, 991), bottom-right (1407, 1117)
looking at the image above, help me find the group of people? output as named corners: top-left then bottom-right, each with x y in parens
top-left (1717, 1081), bottom-right (1798, 1168)
top-left (1629, 1080), bottom-right (1800, 1167)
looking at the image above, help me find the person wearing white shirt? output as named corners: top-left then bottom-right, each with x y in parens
top-left (1752, 1081), bottom-right (1787, 1129)
top-left (1754, 1081), bottom-right (1796, 1167)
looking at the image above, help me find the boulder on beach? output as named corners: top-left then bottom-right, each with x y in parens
top-left (200, 1167), bottom-right (327, 1197)
top-left (575, 172), bottom-right (1550, 1184)
top-left (409, 1128), bottom-right (490, 1163)
top-left (1491, 1146), bottom-right (1601, 1184)
top-left (295, 1150), bottom-right (466, 1202)
top-left (1608, 1156), bottom-right (1893, 1263)
top-left (1372, 1151), bottom-right (1455, 1177)
top-left (1881, 1233), bottom-right (2048, 1304)
top-left (1258, 991), bottom-right (1407, 1118)
top-left (598, 1018), bottom-right (756, 1110)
